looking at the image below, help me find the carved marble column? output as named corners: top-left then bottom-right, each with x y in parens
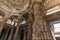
top-left (32, 2), bottom-right (54, 40)
top-left (13, 14), bottom-right (22, 40)
top-left (27, 9), bottom-right (33, 40)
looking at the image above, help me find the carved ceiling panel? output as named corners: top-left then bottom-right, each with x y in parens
top-left (0, 0), bottom-right (43, 16)
top-left (0, 0), bottom-right (30, 9)
top-left (0, 0), bottom-right (31, 15)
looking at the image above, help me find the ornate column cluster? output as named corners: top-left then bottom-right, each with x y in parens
top-left (32, 2), bottom-right (54, 40)
top-left (26, 9), bottom-right (33, 40)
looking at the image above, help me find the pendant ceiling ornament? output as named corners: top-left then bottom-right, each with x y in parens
top-left (0, 0), bottom-right (32, 15)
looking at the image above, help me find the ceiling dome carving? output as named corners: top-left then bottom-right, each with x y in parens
top-left (0, 0), bottom-right (31, 14)
top-left (0, 0), bottom-right (30, 9)
top-left (0, 0), bottom-right (43, 16)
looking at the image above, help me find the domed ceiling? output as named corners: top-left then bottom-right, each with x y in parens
top-left (0, 0), bottom-right (31, 14)
top-left (0, 0), bottom-right (42, 16)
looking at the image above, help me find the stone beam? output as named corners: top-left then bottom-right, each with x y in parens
top-left (46, 11), bottom-right (60, 22)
